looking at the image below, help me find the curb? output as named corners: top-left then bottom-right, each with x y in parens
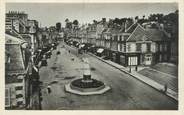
top-left (65, 83), bottom-right (111, 96)
top-left (88, 53), bottom-right (178, 101)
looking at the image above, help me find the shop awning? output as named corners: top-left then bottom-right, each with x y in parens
top-left (97, 48), bottom-right (104, 53)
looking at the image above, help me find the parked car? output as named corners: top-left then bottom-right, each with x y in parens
top-left (73, 41), bottom-right (79, 47)
top-left (46, 50), bottom-right (52, 59)
top-left (52, 43), bottom-right (57, 50)
top-left (83, 43), bottom-right (93, 51)
top-left (41, 55), bottom-right (47, 66)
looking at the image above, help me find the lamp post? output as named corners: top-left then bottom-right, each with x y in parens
top-left (129, 57), bottom-right (131, 73)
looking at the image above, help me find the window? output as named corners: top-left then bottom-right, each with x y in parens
top-left (15, 86), bottom-right (23, 90)
top-left (145, 55), bottom-right (151, 61)
top-left (118, 44), bottom-right (121, 51)
top-left (164, 44), bottom-right (167, 51)
top-left (120, 44), bottom-right (122, 51)
top-left (119, 35), bottom-right (122, 41)
top-left (17, 79), bottom-right (23, 83)
top-left (123, 44), bottom-right (126, 52)
top-left (159, 54), bottom-right (162, 61)
top-left (17, 101), bottom-right (23, 106)
top-left (5, 52), bottom-right (11, 64)
top-left (136, 43), bottom-right (141, 52)
top-left (147, 43), bottom-right (151, 52)
top-left (160, 44), bottom-right (163, 52)
top-left (117, 36), bottom-right (120, 41)
top-left (114, 35), bottom-right (118, 41)
top-left (127, 44), bottom-right (131, 52)
top-left (16, 94), bottom-right (23, 98)
top-left (142, 43), bottom-right (147, 52)
top-left (5, 88), bottom-right (10, 107)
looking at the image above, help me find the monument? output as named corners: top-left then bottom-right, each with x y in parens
top-left (65, 58), bottom-right (110, 95)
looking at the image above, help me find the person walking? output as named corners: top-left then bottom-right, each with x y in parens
top-left (47, 85), bottom-right (52, 94)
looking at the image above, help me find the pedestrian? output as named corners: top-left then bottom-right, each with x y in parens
top-left (68, 50), bottom-right (70, 53)
top-left (47, 85), bottom-right (52, 94)
top-left (135, 66), bottom-right (138, 71)
top-left (71, 57), bottom-right (74, 61)
top-left (164, 84), bottom-right (168, 93)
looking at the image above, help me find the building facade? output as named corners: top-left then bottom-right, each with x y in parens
top-left (5, 34), bottom-right (32, 109)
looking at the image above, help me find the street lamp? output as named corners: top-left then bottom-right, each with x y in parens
top-left (129, 57), bottom-right (131, 73)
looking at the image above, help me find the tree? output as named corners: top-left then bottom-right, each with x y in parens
top-left (113, 18), bottom-right (121, 25)
top-left (135, 16), bottom-right (139, 20)
top-left (73, 20), bottom-right (79, 26)
top-left (143, 15), bottom-right (145, 19)
top-left (93, 20), bottom-right (97, 24)
top-left (56, 22), bottom-right (61, 32)
top-left (65, 18), bottom-right (69, 23)
top-left (102, 18), bottom-right (106, 23)
top-left (64, 19), bottom-right (72, 29)
top-left (148, 13), bottom-right (164, 23)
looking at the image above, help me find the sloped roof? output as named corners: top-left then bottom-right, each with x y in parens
top-left (126, 24), bottom-right (147, 42)
top-left (5, 44), bottom-right (25, 74)
top-left (102, 28), bottom-right (111, 34)
top-left (111, 27), bottom-right (120, 34)
top-left (126, 24), bottom-right (170, 42)
top-left (5, 34), bottom-right (26, 44)
top-left (102, 28), bottom-right (108, 33)
top-left (5, 31), bottom-right (21, 39)
top-left (126, 23), bottom-right (138, 33)
top-left (119, 27), bottom-right (125, 33)
top-left (145, 29), bottom-right (170, 42)
top-left (5, 34), bottom-right (26, 74)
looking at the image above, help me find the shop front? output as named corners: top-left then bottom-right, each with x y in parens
top-left (124, 53), bottom-right (141, 67)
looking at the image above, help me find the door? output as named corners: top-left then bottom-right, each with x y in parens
top-left (145, 54), bottom-right (152, 65)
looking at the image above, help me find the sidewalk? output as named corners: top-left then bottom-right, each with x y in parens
top-left (88, 53), bottom-right (178, 101)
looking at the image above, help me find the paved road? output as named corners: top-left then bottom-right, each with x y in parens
top-left (39, 42), bottom-right (178, 110)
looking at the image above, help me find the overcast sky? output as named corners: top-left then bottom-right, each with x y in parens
top-left (6, 3), bottom-right (178, 27)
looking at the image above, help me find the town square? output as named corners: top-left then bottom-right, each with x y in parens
top-left (4, 3), bottom-right (178, 110)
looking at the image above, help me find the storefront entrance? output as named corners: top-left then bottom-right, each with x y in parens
top-left (144, 54), bottom-right (152, 65)
top-left (128, 56), bottom-right (138, 66)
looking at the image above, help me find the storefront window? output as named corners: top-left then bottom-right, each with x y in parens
top-left (128, 56), bottom-right (138, 65)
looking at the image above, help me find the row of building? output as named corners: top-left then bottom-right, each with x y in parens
top-left (5, 11), bottom-right (61, 109)
top-left (68, 17), bottom-right (177, 67)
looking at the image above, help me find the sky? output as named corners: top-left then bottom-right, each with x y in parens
top-left (6, 3), bottom-right (178, 27)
